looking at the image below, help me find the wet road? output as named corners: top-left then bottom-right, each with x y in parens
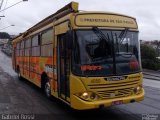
top-left (0, 51), bottom-right (160, 120)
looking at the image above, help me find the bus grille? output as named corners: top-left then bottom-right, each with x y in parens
top-left (96, 87), bottom-right (134, 99)
top-left (88, 78), bottom-right (140, 99)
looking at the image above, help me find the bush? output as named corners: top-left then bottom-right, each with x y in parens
top-left (141, 44), bottom-right (160, 70)
top-left (141, 44), bottom-right (157, 60)
top-left (142, 59), bottom-right (160, 70)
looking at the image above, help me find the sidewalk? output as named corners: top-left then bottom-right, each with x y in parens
top-left (143, 69), bottom-right (160, 81)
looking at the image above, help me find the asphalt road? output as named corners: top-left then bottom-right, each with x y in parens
top-left (0, 51), bottom-right (160, 120)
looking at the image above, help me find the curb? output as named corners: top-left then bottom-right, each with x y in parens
top-left (143, 77), bottom-right (160, 81)
top-left (143, 73), bottom-right (160, 78)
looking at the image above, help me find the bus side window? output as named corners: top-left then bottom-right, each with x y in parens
top-left (25, 39), bottom-right (31, 56)
top-left (16, 42), bottom-right (20, 56)
top-left (20, 41), bottom-right (24, 56)
top-left (31, 35), bottom-right (40, 56)
top-left (41, 28), bottom-right (53, 57)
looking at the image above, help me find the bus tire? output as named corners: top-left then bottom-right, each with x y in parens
top-left (17, 67), bottom-right (22, 80)
top-left (45, 79), bottom-right (51, 98)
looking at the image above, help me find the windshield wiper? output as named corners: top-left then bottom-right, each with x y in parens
top-left (119, 28), bottom-right (129, 44)
top-left (115, 28), bottom-right (129, 51)
top-left (92, 27), bottom-right (111, 44)
top-left (115, 28), bottom-right (133, 58)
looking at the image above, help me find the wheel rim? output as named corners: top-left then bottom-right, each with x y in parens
top-left (45, 82), bottom-right (51, 97)
top-left (18, 71), bottom-right (20, 78)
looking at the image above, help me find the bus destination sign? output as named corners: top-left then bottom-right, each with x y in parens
top-left (75, 14), bottom-right (138, 29)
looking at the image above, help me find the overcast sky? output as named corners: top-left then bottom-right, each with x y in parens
top-left (0, 0), bottom-right (160, 40)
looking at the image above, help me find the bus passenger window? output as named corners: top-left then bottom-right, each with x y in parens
top-left (16, 42), bottom-right (20, 56)
top-left (24, 39), bottom-right (31, 56)
top-left (19, 41), bottom-right (24, 56)
top-left (31, 35), bottom-right (40, 56)
top-left (41, 28), bottom-right (53, 57)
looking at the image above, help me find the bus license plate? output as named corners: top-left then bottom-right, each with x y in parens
top-left (112, 100), bottom-right (123, 105)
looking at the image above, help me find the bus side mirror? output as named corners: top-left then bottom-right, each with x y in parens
top-left (66, 30), bottom-right (73, 49)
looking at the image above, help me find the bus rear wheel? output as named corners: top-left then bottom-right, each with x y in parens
top-left (17, 68), bottom-right (22, 80)
top-left (45, 81), bottom-right (51, 98)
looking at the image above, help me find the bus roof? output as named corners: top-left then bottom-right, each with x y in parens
top-left (12, 1), bottom-right (137, 43)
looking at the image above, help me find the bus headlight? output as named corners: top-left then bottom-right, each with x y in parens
top-left (77, 92), bottom-right (99, 101)
top-left (82, 92), bottom-right (89, 100)
top-left (134, 85), bottom-right (142, 94)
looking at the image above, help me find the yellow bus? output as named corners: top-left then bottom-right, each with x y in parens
top-left (12, 2), bottom-right (144, 110)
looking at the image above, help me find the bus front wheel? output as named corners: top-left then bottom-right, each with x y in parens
top-left (45, 81), bottom-right (51, 98)
top-left (42, 76), bottom-right (51, 98)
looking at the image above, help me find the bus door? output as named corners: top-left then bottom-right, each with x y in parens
top-left (57, 34), bottom-right (70, 101)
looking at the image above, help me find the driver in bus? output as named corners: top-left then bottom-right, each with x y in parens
top-left (94, 39), bottom-right (111, 58)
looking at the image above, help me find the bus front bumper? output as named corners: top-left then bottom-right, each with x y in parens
top-left (71, 88), bottom-right (144, 110)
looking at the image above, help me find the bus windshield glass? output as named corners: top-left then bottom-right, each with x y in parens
top-left (72, 29), bottom-right (141, 76)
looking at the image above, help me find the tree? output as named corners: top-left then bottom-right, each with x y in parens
top-left (0, 32), bottom-right (11, 39)
top-left (141, 44), bottom-right (160, 70)
top-left (141, 44), bottom-right (157, 59)
top-left (152, 40), bottom-right (160, 56)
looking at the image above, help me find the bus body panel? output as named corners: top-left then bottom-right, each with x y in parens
top-left (12, 2), bottom-right (144, 110)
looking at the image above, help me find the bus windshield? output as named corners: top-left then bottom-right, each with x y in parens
top-left (72, 29), bottom-right (141, 76)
